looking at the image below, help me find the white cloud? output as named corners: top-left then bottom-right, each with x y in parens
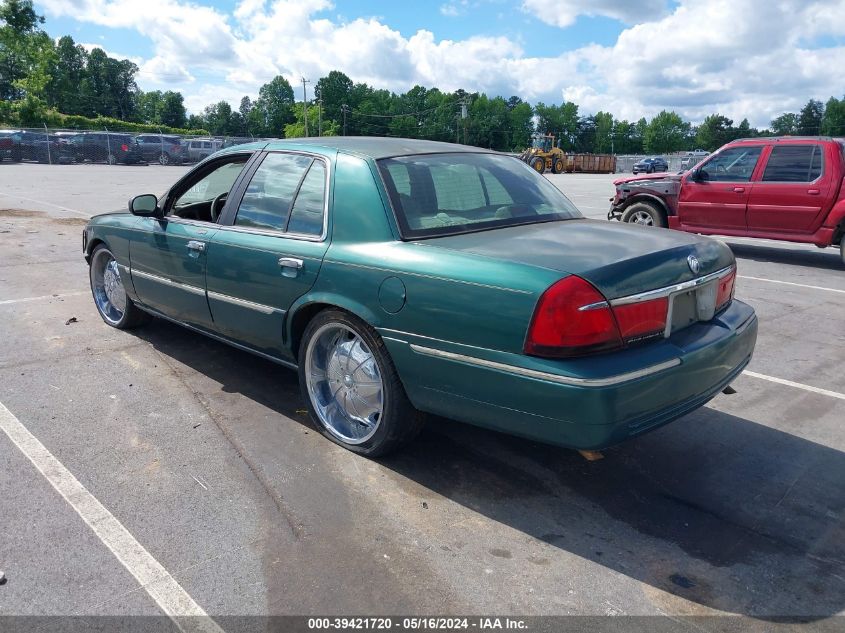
top-left (38, 0), bottom-right (845, 127)
top-left (522, 0), bottom-right (669, 28)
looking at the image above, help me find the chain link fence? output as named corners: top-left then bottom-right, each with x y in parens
top-left (614, 152), bottom-right (710, 173)
top-left (0, 127), bottom-right (268, 166)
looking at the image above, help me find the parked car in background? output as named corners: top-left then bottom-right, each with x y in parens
top-left (184, 137), bottom-right (222, 162)
top-left (69, 132), bottom-right (145, 165)
top-left (632, 156), bottom-right (668, 174)
top-left (0, 129), bottom-right (21, 161)
top-left (135, 134), bottom-right (186, 165)
top-left (17, 131), bottom-right (75, 163)
top-left (83, 137), bottom-right (756, 457)
top-left (681, 150), bottom-right (710, 170)
top-left (608, 136), bottom-right (845, 265)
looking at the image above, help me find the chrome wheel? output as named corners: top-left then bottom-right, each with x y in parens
top-left (629, 210), bottom-right (654, 225)
top-left (305, 323), bottom-right (384, 445)
top-left (159, 152), bottom-right (170, 165)
top-left (91, 249), bottom-right (126, 325)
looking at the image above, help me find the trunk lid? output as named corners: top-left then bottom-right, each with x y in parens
top-left (420, 219), bottom-right (734, 300)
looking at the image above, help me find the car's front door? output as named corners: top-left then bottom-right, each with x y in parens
top-left (677, 145), bottom-right (764, 232)
top-left (746, 143), bottom-right (834, 234)
top-left (129, 154), bottom-right (253, 328)
top-left (205, 151), bottom-right (332, 360)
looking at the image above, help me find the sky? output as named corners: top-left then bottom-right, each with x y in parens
top-left (32, 0), bottom-right (845, 127)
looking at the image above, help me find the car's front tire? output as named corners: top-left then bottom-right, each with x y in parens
top-left (89, 245), bottom-right (151, 329)
top-left (621, 201), bottom-right (667, 228)
top-left (298, 309), bottom-right (424, 457)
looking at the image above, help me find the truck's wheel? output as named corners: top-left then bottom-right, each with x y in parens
top-left (530, 157), bottom-right (545, 174)
top-left (621, 201), bottom-right (667, 228)
top-left (552, 158), bottom-right (564, 174)
top-left (840, 238), bottom-right (845, 267)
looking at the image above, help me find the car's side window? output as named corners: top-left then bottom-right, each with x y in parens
top-left (698, 146), bottom-right (762, 182)
top-left (170, 159), bottom-right (247, 222)
top-left (287, 161), bottom-right (327, 236)
top-left (762, 145), bottom-right (823, 182)
top-left (234, 153), bottom-right (312, 232)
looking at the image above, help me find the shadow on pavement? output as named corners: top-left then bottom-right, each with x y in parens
top-left (136, 318), bottom-right (845, 620)
top-left (727, 242), bottom-right (844, 272)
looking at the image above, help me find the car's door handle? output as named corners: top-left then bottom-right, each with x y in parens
top-left (279, 257), bottom-right (303, 277)
top-left (731, 187), bottom-right (745, 193)
top-left (187, 240), bottom-right (206, 253)
top-left (807, 188), bottom-right (820, 195)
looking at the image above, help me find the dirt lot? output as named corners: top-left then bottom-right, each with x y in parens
top-left (0, 163), bottom-right (843, 629)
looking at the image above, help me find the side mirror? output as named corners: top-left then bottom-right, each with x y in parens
top-left (129, 194), bottom-right (160, 217)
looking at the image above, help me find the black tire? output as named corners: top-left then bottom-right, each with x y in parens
top-left (106, 153), bottom-right (117, 165)
top-left (89, 244), bottom-right (151, 329)
top-left (298, 309), bottom-right (425, 457)
top-left (840, 238), bottom-right (845, 267)
top-left (530, 156), bottom-right (545, 174)
top-left (158, 152), bottom-right (170, 166)
top-left (552, 158), bottom-right (565, 174)
top-left (621, 201), bottom-right (667, 228)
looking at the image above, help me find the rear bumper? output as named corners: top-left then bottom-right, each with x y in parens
top-left (384, 299), bottom-right (757, 450)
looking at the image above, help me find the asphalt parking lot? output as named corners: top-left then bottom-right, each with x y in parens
top-left (0, 163), bottom-right (843, 627)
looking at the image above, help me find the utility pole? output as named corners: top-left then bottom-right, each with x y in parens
top-left (341, 104), bottom-right (348, 136)
top-left (301, 77), bottom-right (310, 137)
top-left (461, 96), bottom-right (469, 145)
top-left (317, 98), bottom-right (322, 137)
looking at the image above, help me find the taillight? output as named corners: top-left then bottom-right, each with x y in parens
top-left (171, 144), bottom-right (180, 151)
top-left (525, 276), bottom-right (623, 358)
top-left (612, 297), bottom-right (668, 342)
top-left (121, 143), bottom-right (128, 152)
top-left (716, 267), bottom-right (736, 309)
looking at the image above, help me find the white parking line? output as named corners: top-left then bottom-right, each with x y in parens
top-left (0, 401), bottom-right (225, 632)
top-left (738, 275), bottom-right (845, 295)
top-left (0, 291), bottom-right (87, 306)
top-left (0, 191), bottom-right (91, 217)
top-left (743, 371), bottom-right (845, 401)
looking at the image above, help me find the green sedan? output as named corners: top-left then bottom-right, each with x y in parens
top-left (83, 138), bottom-right (757, 456)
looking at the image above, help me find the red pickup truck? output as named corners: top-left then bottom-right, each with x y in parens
top-left (608, 137), bottom-right (845, 264)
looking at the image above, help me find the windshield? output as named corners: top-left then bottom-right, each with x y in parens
top-left (378, 152), bottom-right (582, 239)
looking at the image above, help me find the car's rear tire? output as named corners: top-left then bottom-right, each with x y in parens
top-left (106, 153), bottom-right (117, 165)
top-left (158, 152), bottom-right (170, 165)
top-left (840, 238), bottom-right (845, 267)
top-left (530, 157), bottom-right (545, 174)
top-left (89, 245), bottom-right (151, 329)
top-left (298, 309), bottom-right (424, 457)
top-left (621, 201), bottom-right (667, 228)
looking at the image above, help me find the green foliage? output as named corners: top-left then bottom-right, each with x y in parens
top-left (821, 96), bottom-right (845, 136)
top-left (770, 112), bottom-right (799, 135)
top-left (797, 99), bottom-right (824, 135)
top-left (643, 110), bottom-right (691, 154)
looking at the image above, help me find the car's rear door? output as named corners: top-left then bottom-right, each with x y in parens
top-left (746, 143), bottom-right (834, 234)
top-left (205, 150), bottom-right (332, 360)
top-left (677, 145), bottom-right (764, 232)
top-left (129, 153), bottom-right (253, 328)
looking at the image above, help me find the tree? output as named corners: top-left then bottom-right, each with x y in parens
top-left (508, 100), bottom-right (533, 150)
top-left (695, 114), bottom-right (734, 151)
top-left (314, 70), bottom-right (353, 129)
top-left (593, 111), bottom-right (614, 153)
top-left (821, 96), bottom-right (845, 136)
top-left (534, 101), bottom-right (579, 149)
top-left (770, 112), bottom-right (799, 136)
top-left (250, 75), bottom-right (294, 136)
top-left (45, 35), bottom-right (87, 114)
top-left (0, 0), bottom-right (51, 101)
top-left (643, 110), bottom-right (690, 154)
top-left (159, 91), bottom-right (186, 128)
top-left (797, 99), bottom-right (824, 135)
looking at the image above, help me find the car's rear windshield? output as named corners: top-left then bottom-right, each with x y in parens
top-left (377, 152), bottom-right (582, 239)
